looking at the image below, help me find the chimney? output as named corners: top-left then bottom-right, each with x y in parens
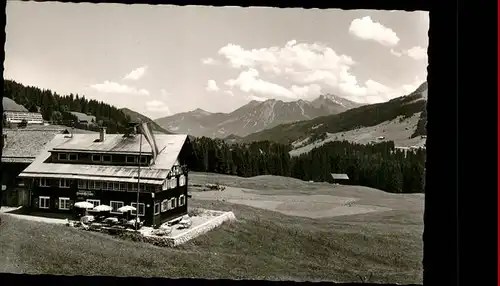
top-left (99, 127), bottom-right (107, 142)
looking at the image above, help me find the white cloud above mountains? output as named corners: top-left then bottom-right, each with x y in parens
top-left (145, 99), bottom-right (171, 115)
top-left (405, 46), bottom-right (427, 60)
top-left (123, 66), bottom-right (148, 80)
top-left (390, 46), bottom-right (427, 61)
top-left (215, 40), bottom-right (422, 103)
top-left (91, 66), bottom-right (151, 98)
top-left (201, 58), bottom-right (219, 65)
top-left (206, 80), bottom-right (220, 92)
top-left (348, 16), bottom-right (400, 47)
top-left (90, 80), bottom-right (150, 96)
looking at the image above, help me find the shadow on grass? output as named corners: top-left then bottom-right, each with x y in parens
top-left (7, 208), bottom-right (73, 220)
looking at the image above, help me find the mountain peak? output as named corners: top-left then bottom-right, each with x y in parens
top-left (192, 108), bottom-right (211, 115)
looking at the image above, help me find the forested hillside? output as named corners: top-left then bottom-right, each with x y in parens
top-left (3, 80), bottom-right (131, 133)
top-left (189, 137), bottom-right (425, 194)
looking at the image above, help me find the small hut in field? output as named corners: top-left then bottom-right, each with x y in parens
top-left (330, 173), bottom-right (350, 185)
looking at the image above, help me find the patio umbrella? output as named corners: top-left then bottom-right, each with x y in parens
top-left (93, 205), bottom-right (113, 212)
top-left (118, 205), bottom-right (136, 220)
top-left (93, 205), bottom-right (113, 221)
top-left (74, 201), bottom-right (94, 216)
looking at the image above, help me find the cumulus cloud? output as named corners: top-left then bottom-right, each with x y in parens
top-left (217, 40), bottom-right (423, 103)
top-left (225, 68), bottom-right (321, 100)
top-left (224, 90), bottom-right (234, 96)
top-left (405, 46), bottom-right (427, 60)
top-left (123, 66), bottom-right (148, 81)
top-left (389, 46), bottom-right (427, 61)
top-left (390, 49), bottom-right (402, 57)
top-left (348, 16), bottom-right (400, 47)
top-left (145, 100), bottom-right (171, 115)
top-left (206, 80), bottom-right (220, 92)
top-left (201, 58), bottom-right (219, 65)
top-left (90, 81), bottom-right (150, 96)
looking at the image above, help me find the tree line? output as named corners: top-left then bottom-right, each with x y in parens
top-left (189, 137), bottom-right (425, 194)
top-left (3, 80), bottom-right (131, 133)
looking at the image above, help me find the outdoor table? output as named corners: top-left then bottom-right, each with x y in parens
top-left (80, 215), bottom-right (95, 224)
top-left (103, 217), bottom-right (119, 225)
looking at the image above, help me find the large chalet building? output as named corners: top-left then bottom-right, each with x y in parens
top-left (18, 126), bottom-right (193, 227)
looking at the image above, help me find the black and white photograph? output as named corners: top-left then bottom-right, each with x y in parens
top-left (1, 2), bottom-right (428, 284)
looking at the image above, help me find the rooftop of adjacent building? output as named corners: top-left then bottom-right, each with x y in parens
top-left (2, 125), bottom-right (97, 163)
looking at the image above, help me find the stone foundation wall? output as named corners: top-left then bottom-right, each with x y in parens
top-left (169, 211), bottom-right (236, 246)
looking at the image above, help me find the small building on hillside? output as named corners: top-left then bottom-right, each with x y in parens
top-left (4, 111), bottom-right (44, 125)
top-left (70, 111), bottom-right (97, 125)
top-left (1, 126), bottom-right (97, 207)
top-left (330, 173), bottom-right (350, 185)
top-left (18, 126), bottom-right (194, 227)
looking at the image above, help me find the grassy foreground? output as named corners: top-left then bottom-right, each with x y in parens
top-left (0, 196), bottom-right (422, 284)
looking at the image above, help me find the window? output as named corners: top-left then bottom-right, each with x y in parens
top-left (39, 178), bottom-right (49, 187)
top-left (129, 183), bottom-right (137, 191)
top-left (91, 154), bottom-right (101, 162)
top-left (106, 182), bottom-right (113, 190)
top-left (130, 203), bottom-right (145, 216)
top-left (119, 183), bottom-right (127, 191)
top-left (88, 180), bottom-right (101, 190)
top-left (140, 156), bottom-right (148, 164)
top-left (59, 179), bottom-right (71, 188)
top-left (101, 181), bottom-right (109, 191)
top-left (169, 198), bottom-right (177, 210)
top-left (78, 180), bottom-right (87, 189)
top-left (113, 182), bottom-right (120, 191)
top-left (39, 196), bottom-right (50, 209)
top-left (68, 153), bottom-right (78, 161)
top-left (179, 195), bottom-right (185, 206)
top-left (110, 201), bottom-right (124, 214)
top-left (161, 200), bottom-right (168, 212)
top-left (126, 156), bottom-right (137, 164)
top-left (58, 153), bottom-right (67, 161)
top-left (139, 184), bottom-right (146, 192)
top-left (179, 175), bottom-right (186, 187)
top-left (154, 203), bottom-right (160, 215)
top-left (169, 178), bottom-right (177, 189)
top-left (59, 197), bottom-right (71, 210)
top-left (86, 199), bottom-right (100, 212)
top-left (102, 155), bottom-right (112, 163)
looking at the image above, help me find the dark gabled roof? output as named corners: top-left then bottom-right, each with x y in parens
top-left (1, 125), bottom-right (97, 163)
top-left (331, 173), bottom-right (349, 180)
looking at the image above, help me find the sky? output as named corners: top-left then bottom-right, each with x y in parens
top-left (4, 2), bottom-right (429, 119)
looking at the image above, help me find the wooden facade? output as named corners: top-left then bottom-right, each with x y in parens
top-left (0, 162), bottom-right (31, 207)
top-left (19, 131), bottom-right (193, 227)
top-left (27, 172), bottom-right (188, 227)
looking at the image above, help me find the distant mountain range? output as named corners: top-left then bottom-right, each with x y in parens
top-left (239, 82), bottom-right (428, 145)
top-left (154, 94), bottom-right (363, 138)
